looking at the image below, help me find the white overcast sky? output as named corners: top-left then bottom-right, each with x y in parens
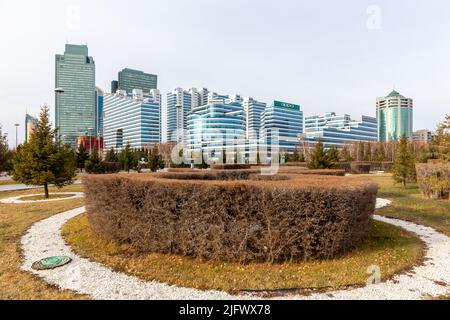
top-left (0, 0), bottom-right (449, 145)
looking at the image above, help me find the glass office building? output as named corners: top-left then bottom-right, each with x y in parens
top-left (187, 100), bottom-right (246, 161)
top-left (260, 101), bottom-right (304, 153)
top-left (377, 90), bottom-right (413, 141)
top-left (116, 68), bottom-right (158, 94)
top-left (243, 97), bottom-right (266, 141)
top-left (166, 88), bottom-right (196, 143)
top-left (103, 89), bottom-right (161, 151)
top-left (55, 44), bottom-right (96, 146)
top-left (305, 112), bottom-right (378, 149)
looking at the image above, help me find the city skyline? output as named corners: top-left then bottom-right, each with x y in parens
top-left (1, 0), bottom-right (450, 145)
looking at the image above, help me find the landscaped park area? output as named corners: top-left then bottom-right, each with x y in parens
top-left (0, 169), bottom-right (449, 300)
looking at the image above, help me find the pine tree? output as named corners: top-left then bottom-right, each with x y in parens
top-left (328, 146), bottom-right (340, 163)
top-left (105, 147), bottom-right (119, 162)
top-left (364, 142), bottom-right (372, 161)
top-left (358, 141), bottom-right (365, 161)
top-left (308, 140), bottom-right (331, 169)
top-left (148, 146), bottom-right (165, 172)
top-left (75, 143), bottom-right (89, 172)
top-left (119, 143), bottom-right (134, 172)
top-left (0, 126), bottom-right (12, 173)
top-left (392, 136), bottom-right (416, 188)
top-left (85, 142), bottom-right (104, 174)
top-left (340, 145), bottom-right (353, 162)
top-left (376, 142), bottom-right (386, 162)
top-left (12, 105), bottom-right (76, 198)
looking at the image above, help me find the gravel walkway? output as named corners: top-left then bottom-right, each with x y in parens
top-left (0, 192), bottom-right (84, 204)
top-left (0, 180), bottom-right (81, 192)
top-left (20, 199), bottom-right (450, 300)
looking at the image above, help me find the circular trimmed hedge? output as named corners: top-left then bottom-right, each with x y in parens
top-left (82, 171), bottom-right (378, 264)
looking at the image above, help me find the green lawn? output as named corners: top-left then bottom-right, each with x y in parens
top-left (357, 174), bottom-right (450, 237)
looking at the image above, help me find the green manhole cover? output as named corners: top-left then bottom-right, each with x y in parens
top-left (31, 256), bottom-right (72, 270)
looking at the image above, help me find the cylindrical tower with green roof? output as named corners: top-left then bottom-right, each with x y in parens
top-left (376, 90), bottom-right (413, 142)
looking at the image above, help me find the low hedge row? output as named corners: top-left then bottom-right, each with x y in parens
top-left (278, 167), bottom-right (346, 176)
top-left (155, 170), bottom-right (262, 181)
top-left (83, 172), bottom-right (378, 263)
top-left (283, 162), bottom-right (309, 168)
top-left (350, 163), bottom-right (371, 174)
top-left (211, 164), bottom-right (252, 170)
top-left (333, 162), bottom-right (393, 173)
top-left (416, 163), bottom-right (450, 200)
top-left (249, 166), bottom-right (346, 176)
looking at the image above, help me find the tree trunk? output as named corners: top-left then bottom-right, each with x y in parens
top-left (44, 183), bottom-right (49, 199)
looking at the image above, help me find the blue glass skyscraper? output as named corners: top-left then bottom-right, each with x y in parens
top-left (260, 101), bottom-right (304, 153)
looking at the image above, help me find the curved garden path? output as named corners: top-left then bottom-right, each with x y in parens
top-left (0, 192), bottom-right (84, 204)
top-left (20, 199), bottom-right (450, 300)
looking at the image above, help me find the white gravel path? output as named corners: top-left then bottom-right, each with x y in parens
top-left (0, 192), bottom-right (84, 204)
top-left (20, 199), bottom-right (450, 300)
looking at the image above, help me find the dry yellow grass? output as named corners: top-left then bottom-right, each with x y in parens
top-left (19, 194), bottom-right (75, 201)
top-left (63, 214), bottom-right (423, 294)
top-left (0, 185), bottom-right (88, 300)
top-left (0, 180), bottom-right (15, 186)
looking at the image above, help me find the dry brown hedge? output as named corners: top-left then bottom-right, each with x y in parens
top-left (333, 162), bottom-right (393, 173)
top-left (211, 164), bottom-right (252, 170)
top-left (83, 172), bottom-right (378, 264)
top-left (250, 166), bottom-right (346, 176)
top-left (278, 167), bottom-right (346, 176)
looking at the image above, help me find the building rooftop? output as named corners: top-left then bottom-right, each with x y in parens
top-left (387, 90), bottom-right (405, 99)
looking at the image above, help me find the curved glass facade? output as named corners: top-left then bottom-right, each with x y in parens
top-left (187, 102), bottom-right (245, 160)
top-left (377, 91), bottom-right (413, 141)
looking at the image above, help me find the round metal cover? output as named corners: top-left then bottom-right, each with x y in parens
top-left (31, 256), bottom-right (72, 270)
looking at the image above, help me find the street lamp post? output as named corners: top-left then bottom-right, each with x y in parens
top-left (54, 87), bottom-right (65, 143)
top-left (14, 123), bottom-right (20, 149)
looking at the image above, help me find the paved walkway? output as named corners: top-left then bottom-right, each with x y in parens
top-left (0, 180), bottom-right (81, 192)
top-left (20, 199), bottom-right (450, 300)
top-left (0, 192), bottom-right (84, 204)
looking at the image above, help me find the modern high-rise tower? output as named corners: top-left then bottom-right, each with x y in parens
top-left (55, 44), bottom-right (96, 146)
top-left (376, 90), bottom-right (413, 141)
top-left (242, 97), bottom-right (266, 141)
top-left (260, 101), bottom-right (304, 153)
top-left (103, 89), bottom-right (161, 151)
top-left (113, 68), bottom-right (158, 94)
